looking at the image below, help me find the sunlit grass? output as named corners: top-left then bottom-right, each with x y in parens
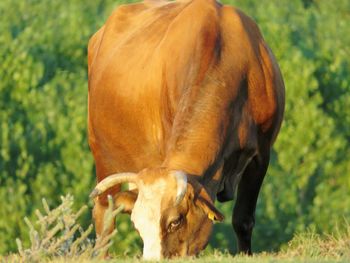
top-left (2, 195), bottom-right (349, 263)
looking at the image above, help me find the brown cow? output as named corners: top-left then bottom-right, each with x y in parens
top-left (88, 0), bottom-right (285, 259)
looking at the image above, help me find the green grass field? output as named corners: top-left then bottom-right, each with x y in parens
top-left (4, 251), bottom-right (350, 263)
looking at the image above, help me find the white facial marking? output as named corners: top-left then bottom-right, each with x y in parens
top-left (130, 179), bottom-right (167, 260)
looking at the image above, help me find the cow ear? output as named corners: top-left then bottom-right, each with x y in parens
top-left (196, 188), bottom-right (224, 222)
top-left (114, 191), bottom-right (138, 214)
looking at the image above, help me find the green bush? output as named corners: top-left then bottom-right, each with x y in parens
top-left (0, 0), bottom-right (116, 253)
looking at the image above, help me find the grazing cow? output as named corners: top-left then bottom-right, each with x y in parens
top-left (88, 0), bottom-right (285, 259)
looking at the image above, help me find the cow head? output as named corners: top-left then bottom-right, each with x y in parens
top-left (90, 168), bottom-right (224, 259)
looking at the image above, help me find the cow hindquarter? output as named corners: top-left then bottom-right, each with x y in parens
top-left (213, 5), bottom-right (284, 254)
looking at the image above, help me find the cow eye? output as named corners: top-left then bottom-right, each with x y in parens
top-left (168, 215), bottom-right (183, 232)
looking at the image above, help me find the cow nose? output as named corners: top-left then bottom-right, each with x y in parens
top-left (142, 234), bottom-right (162, 260)
top-left (142, 248), bottom-right (161, 261)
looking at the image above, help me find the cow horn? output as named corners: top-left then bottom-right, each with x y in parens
top-left (90, 172), bottom-right (138, 199)
top-left (173, 171), bottom-right (187, 206)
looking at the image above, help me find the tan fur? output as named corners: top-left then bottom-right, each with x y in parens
top-left (88, 0), bottom-right (285, 258)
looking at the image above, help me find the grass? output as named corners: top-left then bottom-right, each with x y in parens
top-left (4, 252), bottom-right (349, 263)
top-left (1, 195), bottom-right (349, 263)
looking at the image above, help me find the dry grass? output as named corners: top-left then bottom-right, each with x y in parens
top-left (1, 195), bottom-right (349, 263)
top-left (5, 194), bottom-right (123, 262)
top-left (282, 223), bottom-right (350, 260)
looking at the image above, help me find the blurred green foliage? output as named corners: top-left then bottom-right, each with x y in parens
top-left (0, 0), bottom-right (349, 256)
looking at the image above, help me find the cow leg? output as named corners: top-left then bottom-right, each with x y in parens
top-left (93, 194), bottom-right (114, 238)
top-left (92, 185), bottom-right (121, 256)
top-left (232, 152), bottom-right (269, 255)
top-left (91, 160), bottom-right (121, 240)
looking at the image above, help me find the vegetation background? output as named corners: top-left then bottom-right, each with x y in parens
top-left (0, 0), bottom-right (349, 258)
